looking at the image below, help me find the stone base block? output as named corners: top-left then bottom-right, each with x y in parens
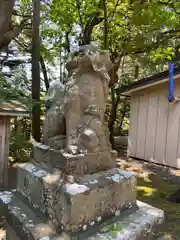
top-left (0, 190), bottom-right (61, 240)
top-left (33, 141), bottom-right (117, 175)
top-left (7, 225), bottom-right (20, 240)
top-left (15, 163), bottom-right (136, 233)
top-left (0, 197), bottom-right (7, 226)
top-left (1, 189), bottom-right (164, 240)
top-left (58, 168), bottom-right (137, 232)
top-left (15, 162), bottom-right (62, 228)
top-left (85, 201), bottom-right (164, 240)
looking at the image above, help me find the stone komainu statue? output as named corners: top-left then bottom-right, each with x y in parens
top-left (43, 45), bottom-right (113, 154)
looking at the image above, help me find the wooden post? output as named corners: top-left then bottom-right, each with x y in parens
top-left (0, 101), bottom-right (30, 189)
top-left (0, 116), bottom-right (10, 190)
top-left (0, 101), bottom-right (30, 237)
top-left (0, 116), bottom-right (10, 238)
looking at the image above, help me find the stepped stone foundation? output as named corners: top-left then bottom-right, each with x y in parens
top-left (1, 143), bottom-right (164, 239)
top-left (1, 45), bottom-right (164, 239)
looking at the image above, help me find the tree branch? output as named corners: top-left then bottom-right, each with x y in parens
top-left (108, 0), bottom-right (121, 23)
top-left (65, 31), bottom-right (70, 53)
top-left (83, 0), bottom-right (104, 45)
top-left (121, 27), bottom-right (180, 57)
top-left (40, 55), bottom-right (49, 92)
top-left (12, 10), bottom-right (31, 18)
top-left (0, 0), bottom-right (15, 51)
top-left (15, 38), bottom-right (49, 92)
top-left (0, 18), bottom-right (30, 51)
top-left (109, 53), bottom-right (123, 87)
top-left (157, 1), bottom-right (180, 15)
top-left (13, 38), bottom-right (31, 52)
top-left (103, 0), bottom-right (108, 49)
top-left (75, 0), bottom-right (84, 34)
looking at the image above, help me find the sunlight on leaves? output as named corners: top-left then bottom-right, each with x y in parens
top-left (136, 186), bottom-right (157, 197)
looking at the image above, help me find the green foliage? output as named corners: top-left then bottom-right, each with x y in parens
top-left (0, 59), bottom-right (32, 163)
top-left (101, 223), bottom-right (123, 238)
top-left (0, 67), bottom-right (32, 108)
top-left (9, 117), bottom-right (32, 163)
top-left (151, 47), bottom-right (175, 62)
top-left (45, 0), bottom-right (180, 138)
top-left (3, 0), bottom-right (180, 155)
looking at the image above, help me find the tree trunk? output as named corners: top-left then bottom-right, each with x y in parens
top-left (108, 88), bottom-right (120, 148)
top-left (65, 31), bottom-right (70, 53)
top-left (134, 64), bottom-right (139, 79)
top-left (108, 56), bottom-right (122, 147)
top-left (103, 0), bottom-right (108, 49)
top-left (83, 0), bottom-right (104, 45)
top-left (40, 55), bottom-right (49, 92)
top-left (32, 0), bottom-right (41, 142)
top-left (60, 50), bottom-right (62, 81)
top-left (118, 99), bottom-right (128, 133)
top-left (0, 0), bottom-right (27, 51)
top-left (0, 0), bottom-right (15, 50)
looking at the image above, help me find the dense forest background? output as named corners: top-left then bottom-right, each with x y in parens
top-left (1, 0), bottom-right (180, 162)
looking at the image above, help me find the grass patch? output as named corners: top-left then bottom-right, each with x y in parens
top-left (137, 173), bottom-right (180, 238)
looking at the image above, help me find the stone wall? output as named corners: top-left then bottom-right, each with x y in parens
top-left (113, 136), bottom-right (128, 157)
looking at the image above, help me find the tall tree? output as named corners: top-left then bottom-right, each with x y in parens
top-left (32, 0), bottom-right (41, 141)
top-left (0, 0), bottom-right (30, 52)
top-left (48, 0), bottom-right (180, 145)
top-left (0, 0), bottom-right (15, 51)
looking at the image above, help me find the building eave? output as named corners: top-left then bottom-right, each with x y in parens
top-left (0, 100), bottom-right (30, 117)
top-left (0, 110), bottom-right (30, 117)
top-left (117, 66), bottom-right (180, 95)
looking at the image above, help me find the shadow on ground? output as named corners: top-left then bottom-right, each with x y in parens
top-left (137, 172), bottom-right (180, 239)
top-left (117, 158), bottom-right (180, 239)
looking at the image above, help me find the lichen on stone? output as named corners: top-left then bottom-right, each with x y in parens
top-left (62, 183), bottom-right (89, 195)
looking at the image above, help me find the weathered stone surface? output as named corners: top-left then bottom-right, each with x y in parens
top-left (33, 141), bottom-right (117, 175)
top-left (114, 136), bottom-right (128, 148)
top-left (0, 197), bottom-right (7, 226)
top-left (4, 45), bottom-right (165, 239)
top-left (15, 162), bottom-right (61, 228)
top-left (57, 169), bottom-right (137, 232)
top-left (0, 191), bottom-right (64, 240)
top-left (15, 163), bottom-right (136, 233)
top-left (43, 80), bottom-right (66, 144)
top-left (86, 201), bottom-right (164, 240)
top-left (7, 225), bottom-right (20, 240)
top-left (43, 45), bottom-right (113, 156)
top-left (1, 190), bottom-right (164, 240)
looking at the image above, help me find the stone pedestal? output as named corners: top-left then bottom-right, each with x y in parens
top-left (2, 46), bottom-right (164, 239)
top-left (0, 143), bottom-right (164, 239)
top-left (33, 141), bottom-right (117, 175)
top-left (0, 164), bottom-right (164, 240)
top-left (16, 161), bottom-right (136, 233)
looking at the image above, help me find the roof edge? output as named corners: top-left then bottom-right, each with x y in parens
top-left (0, 110), bottom-right (30, 117)
top-left (117, 66), bottom-right (180, 95)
